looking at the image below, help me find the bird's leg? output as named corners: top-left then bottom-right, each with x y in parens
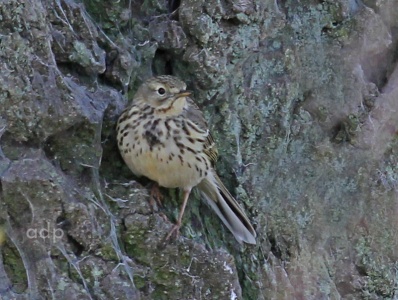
top-left (165, 188), bottom-right (191, 241)
top-left (149, 182), bottom-right (163, 211)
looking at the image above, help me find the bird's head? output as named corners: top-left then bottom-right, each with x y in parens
top-left (134, 75), bottom-right (191, 116)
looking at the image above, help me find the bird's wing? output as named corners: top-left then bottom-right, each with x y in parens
top-left (184, 98), bottom-right (219, 166)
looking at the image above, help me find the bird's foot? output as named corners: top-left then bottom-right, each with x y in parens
top-left (164, 223), bottom-right (181, 242)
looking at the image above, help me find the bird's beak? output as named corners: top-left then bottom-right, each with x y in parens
top-left (176, 91), bottom-right (191, 98)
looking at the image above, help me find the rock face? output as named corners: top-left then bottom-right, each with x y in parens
top-left (0, 0), bottom-right (397, 299)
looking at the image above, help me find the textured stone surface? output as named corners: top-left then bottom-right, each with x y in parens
top-left (1, 0), bottom-right (398, 299)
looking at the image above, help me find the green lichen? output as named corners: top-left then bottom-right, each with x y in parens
top-left (140, 0), bottom-right (168, 16)
top-left (45, 122), bottom-right (102, 176)
top-left (2, 242), bottom-right (28, 293)
top-left (69, 41), bottom-right (96, 68)
top-left (95, 243), bottom-right (119, 261)
top-left (56, 278), bottom-right (68, 291)
top-left (81, 0), bottom-right (131, 34)
top-left (355, 236), bottom-right (397, 298)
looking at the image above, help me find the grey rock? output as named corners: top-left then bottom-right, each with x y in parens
top-left (1, 0), bottom-right (398, 299)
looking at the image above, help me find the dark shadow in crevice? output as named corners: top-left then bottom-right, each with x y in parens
top-left (268, 235), bottom-right (283, 260)
top-left (331, 120), bottom-right (352, 145)
top-left (268, 233), bottom-right (292, 262)
top-left (66, 234), bottom-right (85, 257)
top-left (168, 0), bottom-right (180, 14)
top-left (321, 21), bottom-right (342, 34)
top-left (152, 49), bottom-right (174, 76)
top-left (355, 264), bottom-right (368, 276)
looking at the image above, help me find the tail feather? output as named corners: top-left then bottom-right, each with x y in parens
top-left (197, 170), bottom-right (256, 244)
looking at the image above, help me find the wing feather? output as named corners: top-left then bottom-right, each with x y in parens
top-left (184, 98), bottom-right (218, 166)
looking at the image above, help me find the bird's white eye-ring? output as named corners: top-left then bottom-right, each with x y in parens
top-left (157, 87), bottom-right (166, 95)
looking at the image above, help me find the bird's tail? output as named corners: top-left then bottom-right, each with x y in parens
top-left (197, 170), bottom-right (257, 244)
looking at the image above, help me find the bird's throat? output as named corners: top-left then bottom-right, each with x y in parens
top-left (156, 97), bottom-right (187, 116)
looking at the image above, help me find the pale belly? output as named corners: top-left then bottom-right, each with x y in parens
top-left (122, 144), bottom-right (205, 189)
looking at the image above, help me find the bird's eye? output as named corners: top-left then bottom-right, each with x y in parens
top-left (157, 87), bottom-right (166, 95)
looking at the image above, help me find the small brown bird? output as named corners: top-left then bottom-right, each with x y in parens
top-left (117, 75), bottom-right (256, 244)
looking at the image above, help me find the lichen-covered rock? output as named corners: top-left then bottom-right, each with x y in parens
top-left (1, 0), bottom-right (398, 299)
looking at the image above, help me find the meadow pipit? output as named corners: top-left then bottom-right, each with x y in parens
top-left (117, 75), bottom-right (256, 244)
